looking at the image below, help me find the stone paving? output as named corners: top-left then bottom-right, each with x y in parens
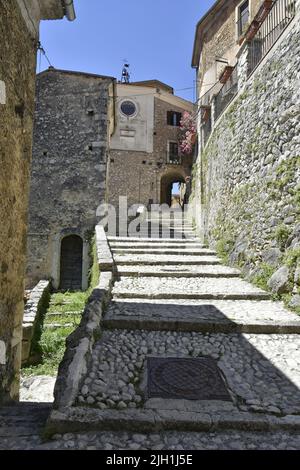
top-left (77, 330), bottom-right (300, 415)
top-left (114, 254), bottom-right (222, 265)
top-left (58, 226), bottom-right (300, 448)
top-left (2, 222), bottom-right (300, 449)
top-left (104, 299), bottom-right (300, 333)
top-left (112, 276), bottom-right (271, 300)
top-left (1, 429), bottom-right (300, 450)
top-left (116, 264), bottom-right (241, 277)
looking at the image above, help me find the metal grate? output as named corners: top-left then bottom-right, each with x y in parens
top-left (214, 65), bottom-right (238, 121)
top-left (147, 357), bottom-right (232, 401)
top-left (248, 0), bottom-right (296, 75)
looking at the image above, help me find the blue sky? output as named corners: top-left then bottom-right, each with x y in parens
top-left (39, 0), bottom-right (215, 102)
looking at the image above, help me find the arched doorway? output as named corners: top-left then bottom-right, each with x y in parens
top-left (160, 171), bottom-right (186, 207)
top-left (60, 235), bottom-right (83, 291)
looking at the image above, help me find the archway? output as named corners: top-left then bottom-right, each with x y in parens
top-left (59, 235), bottom-right (83, 291)
top-left (160, 170), bottom-right (186, 207)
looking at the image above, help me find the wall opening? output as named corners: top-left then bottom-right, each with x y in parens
top-left (59, 235), bottom-right (83, 291)
top-left (160, 171), bottom-right (186, 207)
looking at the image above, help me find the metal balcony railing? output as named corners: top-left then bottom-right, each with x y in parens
top-left (247, 0), bottom-right (296, 75)
top-left (198, 0), bottom-right (296, 147)
top-left (214, 64), bottom-right (238, 121)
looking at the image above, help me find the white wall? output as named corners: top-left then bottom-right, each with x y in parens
top-left (110, 84), bottom-right (155, 153)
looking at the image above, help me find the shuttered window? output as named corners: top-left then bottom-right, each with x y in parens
top-left (167, 111), bottom-right (182, 126)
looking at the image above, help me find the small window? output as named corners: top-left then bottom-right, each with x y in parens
top-left (167, 111), bottom-right (182, 127)
top-left (237, 0), bottom-right (249, 37)
top-left (168, 142), bottom-right (179, 163)
top-left (120, 100), bottom-right (137, 117)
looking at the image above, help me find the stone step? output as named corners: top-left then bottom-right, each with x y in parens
top-left (0, 403), bottom-right (51, 437)
top-left (137, 233), bottom-right (196, 239)
top-left (113, 254), bottom-right (221, 266)
top-left (116, 265), bottom-right (240, 278)
top-left (144, 221), bottom-right (194, 228)
top-left (108, 236), bottom-right (200, 243)
top-left (114, 254), bottom-right (221, 266)
top-left (139, 229), bottom-right (195, 236)
top-left (47, 311), bottom-right (82, 316)
top-left (112, 276), bottom-right (271, 300)
top-left (104, 299), bottom-right (300, 334)
top-left (44, 323), bottom-right (74, 328)
top-left (47, 406), bottom-right (300, 436)
top-left (47, 329), bottom-right (300, 436)
top-left (109, 242), bottom-right (206, 249)
top-left (111, 248), bottom-right (216, 256)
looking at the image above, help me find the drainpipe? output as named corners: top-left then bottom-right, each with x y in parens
top-left (62, 0), bottom-right (76, 21)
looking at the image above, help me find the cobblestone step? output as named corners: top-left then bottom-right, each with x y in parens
top-left (143, 225), bottom-right (194, 231)
top-left (112, 248), bottom-right (216, 256)
top-left (61, 329), bottom-right (300, 426)
top-left (116, 265), bottom-right (241, 277)
top-left (47, 311), bottom-right (82, 316)
top-left (47, 406), bottom-right (300, 436)
top-left (108, 236), bottom-right (199, 243)
top-left (0, 403), bottom-right (51, 438)
top-left (103, 299), bottom-right (300, 334)
top-left (109, 242), bottom-right (205, 249)
top-left (44, 323), bottom-right (74, 328)
top-left (43, 232), bottom-right (300, 445)
top-left (113, 276), bottom-right (271, 300)
top-left (114, 254), bottom-right (221, 265)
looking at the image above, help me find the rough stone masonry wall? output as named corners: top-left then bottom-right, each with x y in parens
top-left (22, 280), bottom-right (50, 365)
top-left (0, 0), bottom-right (36, 403)
top-left (26, 71), bottom-right (113, 289)
top-left (197, 0), bottom-right (262, 87)
top-left (194, 15), bottom-right (300, 309)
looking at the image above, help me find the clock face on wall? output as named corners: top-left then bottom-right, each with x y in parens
top-left (120, 100), bottom-right (137, 117)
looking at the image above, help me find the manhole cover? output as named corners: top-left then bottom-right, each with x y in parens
top-left (147, 357), bottom-right (231, 401)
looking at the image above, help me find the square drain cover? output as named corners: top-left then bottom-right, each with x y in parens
top-left (147, 357), bottom-right (231, 401)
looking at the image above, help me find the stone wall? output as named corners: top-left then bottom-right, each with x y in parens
top-left (0, 0), bottom-right (68, 404)
top-left (108, 96), bottom-right (193, 208)
top-left (191, 14), bottom-right (300, 309)
top-left (0, 0), bottom-right (37, 403)
top-left (26, 69), bottom-right (115, 290)
top-left (22, 280), bottom-right (50, 365)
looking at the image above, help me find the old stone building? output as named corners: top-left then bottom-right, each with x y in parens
top-left (108, 81), bottom-right (194, 209)
top-left (26, 68), bottom-right (116, 290)
top-left (26, 77), bottom-right (193, 290)
top-left (0, 0), bottom-right (76, 404)
top-left (192, 0), bottom-right (263, 99)
top-left (190, 0), bottom-right (300, 303)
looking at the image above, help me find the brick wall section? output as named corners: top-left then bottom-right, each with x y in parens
top-left (0, 0), bottom-right (37, 402)
top-left (108, 96), bottom-right (193, 208)
top-left (26, 70), bottom-right (115, 288)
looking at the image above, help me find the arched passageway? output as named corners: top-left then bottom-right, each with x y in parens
top-left (59, 235), bottom-right (83, 291)
top-left (160, 171), bottom-right (186, 207)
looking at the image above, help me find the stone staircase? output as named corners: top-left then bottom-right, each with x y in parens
top-left (46, 218), bottom-right (300, 449)
top-left (4, 218), bottom-right (300, 449)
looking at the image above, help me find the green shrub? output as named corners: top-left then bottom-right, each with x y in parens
top-left (273, 224), bottom-right (291, 249)
top-left (251, 263), bottom-right (276, 291)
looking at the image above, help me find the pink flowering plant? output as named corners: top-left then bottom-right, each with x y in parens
top-left (179, 112), bottom-right (197, 155)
